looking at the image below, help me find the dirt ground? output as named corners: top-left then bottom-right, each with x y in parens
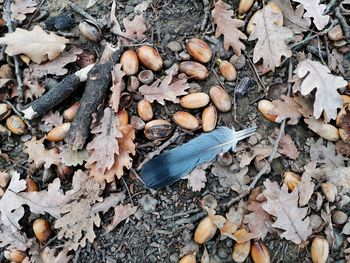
top-left (1, 0), bottom-right (349, 262)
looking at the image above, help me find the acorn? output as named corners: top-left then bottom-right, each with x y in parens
top-left (33, 218), bottom-right (52, 242)
top-left (258, 100), bottom-right (277, 122)
top-left (251, 240), bottom-right (270, 263)
top-left (179, 61), bottom-right (209, 80)
top-left (247, 3), bottom-right (283, 34)
top-left (336, 104), bottom-right (350, 142)
top-left (144, 119), bottom-right (173, 140)
top-left (137, 99), bottom-right (153, 121)
top-left (332, 210), bottom-right (348, 225)
top-left (186, 38), bottom-right (212, 63)
top-left (56, 165), bottom-right (74, 182)
top-left (342, 95), bottom-right (350, 105)
top-left (131, 116), bottom-right (145, 130)
top-left (202, 105), bottom-right (217, 132)
top-left (78, 19), bottom-right (102, 42)
top-left (0, 103), bottom-right (11, 121)
top-left (63, 102), bottom-right (80, 121)
top-left (209, 85), bottom-right (231, 112)
top-left (305, 118), bottom-right (339, 142)
top-left (137, 46), bottom-right (163, 71)
top-left (321, 182), bottom-right (337, 202)
top-left (47, 123), bottom-right (71, 142)
top-left (4, 249), bottom-right (26, 263)
top-left (194, 216), bottom-right (217, 244)
top-left (311, 236), bottom-right (329, 263)
top-left (283, 171), bottom-right (301, 191)
top-left (117, 109), bottom-right (129, 126)
top-left (173, 111), bottom-right (199, 130)
top-left (6, 115), bottom-right (26, 135)
top-left (232, 240), bottom-right (251, 263)
top-left (238, 0), bottom-right (255, 15)
top-left (26, 177), bottom-right (39, 192)
top-left (218, 59), bottom-right (237, 81)
top-left (180, 93), bottom-right (210, 109)
top-left (138, 70), bottom-right (154, 84)
top-left (120, 50), bottom-right (139, 76)
top-left (179, 252), bottom-right (196, 263)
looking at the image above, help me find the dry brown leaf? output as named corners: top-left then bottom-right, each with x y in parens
top-left (184, 163), bottom-right (209, 192)
top-left (278, 133), bottom-right (300, 160)
top-left (0, 171), bottom-right (26, 231)
top-left (107, 204), bottom-right (138, 233)
top-left (244, 187), bottom-right (273, 240)
top-left (42, 111), bottom-right (63, 129)
top-left (272, 0), bottom-right (311, 33)
top-left (271, 95), bottom-right (302, 125)
top-left (29, 47), bottom-right (82, 78)
top-left (110, 0), bottom-right (148, 45)
top-left (86, 107), bottom-right (122, 174)
top-left (293, 92), bottom-right (313, 118)
top-left (0, 222), bottom-right (32, 251)
top-left (109, 64), bottom-right (125, 113)
top-left (212, 0), bottom-right (247, 56)
top-left (33, 247), bottom-right (72, 263)
top-left (308, 138), bottom-right (345, 168)
top-left (320, 203), bottom-right (334, 245)
top-left (10, 0), bottom-right (37, 22)
top-left (0, 26), bottom-right (68, 64)
top-left (237, 142), bottom-right (279, 168)
top-left (328, 49), bottom-right (346, 76)
top-left (0, 171), bottom-right (10, 197)
top-left (220, 200), bottom-right (246, 237)
top-left (262, 179), bottom-right (312, 244)
top-left (232, 228), bottom-right (259, 244)
top-left (211, 164), bottom-right (250, 194)
top-left (294, 59), bottom-right (347, 121)
top-left (248, 5), bottom-right (293, 71)
top-left (298, 161), bottom-right (316, 206)
top-left (24, 137), bottom-right (61, 169)
top-left (292, 0), bottom-right (330, 30)
top-left (139, 74), bottom-right (190, 105)
top-left (320, 167), bottom-right (350, 195)
top-left (22, 68), bottom-right (45, 101)
top-left (59, 146), bottom-right (88, 167)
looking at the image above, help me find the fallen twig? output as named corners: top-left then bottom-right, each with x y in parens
top-left (335, 7), bottom-right (350, 42)
top-left (200, 0), bottom-right (210, 31)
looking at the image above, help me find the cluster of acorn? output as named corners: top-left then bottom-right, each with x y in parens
top-left (115, 38), bottom-right (237, 139)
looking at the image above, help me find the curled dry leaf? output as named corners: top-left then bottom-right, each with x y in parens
top-left (109, 64), bottom-right (126, 113)
top-left (278, 133), bottom-right (300, 160)
top-left (212, 0), bottom-right (247, 56)
top-left (292, 0), bottom-right (330, 30)
top-left (107, 204), bottom-right (138, 233)
top-left (262, 179), bottom-right (312, 244)
top-left (248, 4), bottom-right (293, 71)
top-left (10, 0), bottom-right (37, 22)
top-left (42, 111), bottom-right (63, 130)
top-left (270, 95), bottom-right (302, 125)
top-left (294, 59), bottom-right (347, 122)
top-left (139, 74), bottom-right (190, 105)
top-left (0, 25), bottom-right (68, 64)
top-left (29, 47), bottom-right (82, 78)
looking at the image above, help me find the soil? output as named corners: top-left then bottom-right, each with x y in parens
top-left (0, 0), bottom-right (349, 262)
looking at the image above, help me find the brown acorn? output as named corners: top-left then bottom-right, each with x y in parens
top-left (179, 252), bottom-right (196, 263)
top-left (6, 115), bottom-right (26, 135)
top-left (47, 123), bottom-right (71, 142)
top-left (137, 99), bottom-right (153, 121)
top-left (120, 50), bottom-right (139, 76)
top-left (180, 93), bottom-right (210, 109)
top-left (144, 119), bottom-right (173, 140)
top-left (4, 249), bottom-right (26, 263)
top-left (202, 105), bottom-right (217, 132)
top-left (137, 46), bottom-right (163, 71)
top-left (63, 102), bottom-right (80, 121)
top-left (173, 111), bottom-right (199, 130)
top-left (194, 216), bottom-right (217, 244)
top-left (257, 100), bottom-right (277, 122)
top-left (117, 109), bottom-right (129, 126)
top-left (311, 236), bottom-right (329, 263)
top-left (238, 0), bottom-right (255, 15)
top-left (179, 61), bottom-right (209, 80)
top-left (209, 85), bottom-right (231, 112)
top-left (186, 38), bottom-right (212, 63)
top-left (321, 182), bottom-right (337, 202)
top-left (251, 240), bottom-right (270, 263)
top-left (26, 178), bottom-right (39, 192)
top-left (332, 210), bottom-right (348, 225)
top-left (33, 218), bottom-right (52, 242)
top-left (0, 103), bottom-right (11, 121)
top-left (78, 19), bottom-right (101, 42)
top-left (232, 240), bottom-right (251, 263)
top-left (218, 59), bottom-right (237, 81)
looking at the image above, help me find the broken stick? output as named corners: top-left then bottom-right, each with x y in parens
top-left (22, 64), bottom-right (94, 119)
top-left (65, 44), bottom-right (123, 150)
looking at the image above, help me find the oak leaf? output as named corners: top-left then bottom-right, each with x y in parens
top-left (272, 0), bottom-right (311, 33)
top-left (0, 222), bottom-right (33, 250)
top-left (244, 187), bottom-right (273, 240)
top-left (262, 179), bottom-right (312, 244)
top-left (22, 68), bottom-right (45, 101)
top-left (212, 0), bottom-right (247, 56)
top-left (271, 95), bottom-right (302, 125)
top-left (292, 0), bottom-right (330, 30)
top-left (10, 0), bottom-right (37, 22)
top-left (24, 137), bottom-right (61, 169)
top-left (29, 47), bottom-right (82, 78)
top-left (33, 247), bottom-right (72, 263)
top-left (278, 133), bottom-right (300, 160)
top-left (110, 0), bottom-right (148, 45)
top-left (185, 166), bottom-right (207, 192)
top-left (293, 92), bottom-right (313, 118)
top-left (139, 74), bottom-right (190, 105)
top-left (86, 107), bottom-right (122, 174)
top-left (109, 64), bottom-right (125, 113)
top-left (294, 59), bottom-right (347, 121)
top-left (248, 5), bottom-right (293, 71)
top-left (0, 26), bottom-right (68, 64)
top-left (107, 204), bottom-right (138, 233)
top-left (298, 161), bottom-right (316, 206)
top-left (59, 146), bottom-right (88, 167)
top-left (308, 138), bottom-right (345, 168)
top-left (41, 111), bottom-right (63, 130)
top-left (220, 200), bottom-right (246, 237)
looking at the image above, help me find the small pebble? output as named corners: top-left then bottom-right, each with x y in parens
top-left (148, 254), bottom-right (157, 263)
top-left (139, 194), bottom-right (158, 212)
top-left (188, 83), bottom-right (202, 93)
top-left (125, 5), bottom-right (134, 13)
top-left (178, 51), bottom-right (190, 60)
top-left (167, 41), bottom-right (182, 52)
top-left (218, 247), bottom-right (228, 258)
top-left (164, 60), bottom-right (173, 68)
top-left (230, 54), bottom-right (246, 70)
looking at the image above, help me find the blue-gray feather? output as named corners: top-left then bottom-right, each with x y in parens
top-left (141, 126), bottom-right (256, 189)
